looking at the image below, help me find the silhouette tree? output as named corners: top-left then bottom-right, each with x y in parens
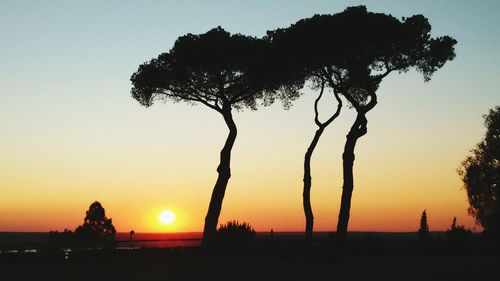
top-left (418, 209), bottom-right (429, 242)
top-left (300, 82), bottom-right (342, 244)
top-left (276, 7), bottom-right (454, 248)
top-left (266, 27), bottom-right (343, 244)
top-left (450, 216), bottom-right (457, 231)
top-left (267, 7), bottom-right (455, 249)
top-left (458, 106), bottom-right (500, 241)
top-left (74, 201), bottom-right (116, 246)
top-left (130, 27), bottom-right (297, 247)
top-left (329, 7), bottom-right (456, 250)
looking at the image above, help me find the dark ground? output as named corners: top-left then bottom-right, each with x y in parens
top-left (1, 249), bottom-right (498, 281)
top-left (1, 232), bottom-right (498, 281)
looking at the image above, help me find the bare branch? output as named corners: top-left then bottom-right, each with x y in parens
top-left (162, 89), bottom-right (221, 112)
top-left (313, 80), bottom-right (326, 127)
top-left (322, 89), bottom-right (343, 128)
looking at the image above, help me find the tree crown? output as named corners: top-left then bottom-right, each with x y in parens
top-left (267, 6), bottom-right (457, 109)
top-left (131, 27), bottom-right (299, 112)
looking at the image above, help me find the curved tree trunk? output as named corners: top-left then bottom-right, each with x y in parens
top-left (304, 127), bottom-right (325, 243)
top-left (303, 83), bottom-right (342, 246)
top-left (334, 89), bottom-right (377, 255)
top-left (302, 80), bottom-right (342, 247)
top-left (202, 105), bottom-right (237, 248)
top-left (336, 113), bottom-right (367, 252)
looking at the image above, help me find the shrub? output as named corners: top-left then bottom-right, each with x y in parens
top-left (216, 220), bottom-right (256, 250)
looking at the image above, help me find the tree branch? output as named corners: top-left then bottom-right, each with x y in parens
top-left (322, 89), bottom-right (343, 128)
top-left (162, 89), bottom-right (222, 112)
top-left (314, 80), bottom-right (326, 127)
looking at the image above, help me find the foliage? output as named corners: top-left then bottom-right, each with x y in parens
top-left (217, 220), bottom-right (256, 250)
top-left (267, 5), bottom-right (457, 108)
top-left (74, 201), bottom-right (116, 246)
top-left (418, 209), bottom-right (429, 242)
top-left (458, 106), bottom-right (500, 238)
top-left (130, 27), bottom-right (300, 112)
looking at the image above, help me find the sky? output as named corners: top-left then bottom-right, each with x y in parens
top-left (0, 0), bottom-right (499, 233)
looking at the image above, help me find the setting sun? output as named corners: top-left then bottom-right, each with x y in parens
top-left (158, 210), bottom-right (175, 225)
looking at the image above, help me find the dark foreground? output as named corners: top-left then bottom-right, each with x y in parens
top-left (1, 249), bottom-right (498, 281)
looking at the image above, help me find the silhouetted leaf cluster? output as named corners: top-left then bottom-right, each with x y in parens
top-left (131, 27), bottom-right (300, 112)
top-left (267, 6), bottom-right (456, 108)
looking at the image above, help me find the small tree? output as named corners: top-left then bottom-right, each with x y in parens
top-left (74, 201), bottom-right (116, 246)
top-left (418, 209), bottom-right (429, 242)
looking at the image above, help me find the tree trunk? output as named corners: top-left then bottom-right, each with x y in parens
top-left (336, 113), bottom-right (367, 251)
top-left (202, 105), bottom-right (237, 248)
top-left (304, 127), bottom-right (325, 244)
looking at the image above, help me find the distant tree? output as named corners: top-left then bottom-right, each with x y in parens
top-left (418, 209), bottom-right (429, 242)
top-left (446, 216), bottom-right (472, 242)
top-left (458, 106), bottom-right (500, 242)
top-left (217, 220), bottom-right (256, 251)
top-left (451, 216), bottom-right (457, 230)
top-left (130, 27), bottom-right (297, 248)
top-left (48, 229), bottom-right (74, 249)
top-left (74, 201), bottom-right (116, 246)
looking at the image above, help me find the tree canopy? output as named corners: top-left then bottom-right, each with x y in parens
top-left (268, 6), bottom-right (456, 107)
top-left (131, 27), bottom-right (299, 112)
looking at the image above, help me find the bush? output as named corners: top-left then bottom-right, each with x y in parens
top-left (216, 220), bottom-right (256, 251)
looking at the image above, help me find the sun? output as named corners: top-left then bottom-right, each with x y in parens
top-left (158, 210), bottom-right (175, 225)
